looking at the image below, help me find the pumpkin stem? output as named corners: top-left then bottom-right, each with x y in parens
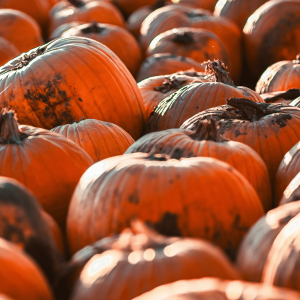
top-left (204, 60), bottom-right (235, 86)
top-left (153, 76), bottom-right (187, 93)
top-left (0, 108), bottom-right (29, 144)
top-left (81, 21), bottom-right (106, 34)
top-left (147, 153), bottom-right (169, 161)
top-left (190, 118), bottom-right (228, 142)
top-left (187, 11), bottom-right (208, 19)
top-left (68, 0), bottom-right (85, 7)
top-left (172, 32), bottom-right (195, 45)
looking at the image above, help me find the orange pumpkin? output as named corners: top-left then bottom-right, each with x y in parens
top-left (0, 37), bottom-right (145, 140)
top-left (260, 89), bottom-right (300, 105)
top-left (146, 27), bottom-right (229, 67)
top-left (236, 201), bottom-right (300, 283)
top-left (243, 0), bottom-right (300, 78)
top-left (172, 0), bottom-right (218, 11)
top-left (60, 22), bottom-right (142, 76)
top-left (0, 37), bottom-right (20, 67)
top-left (279, 172), bottom-right (300, 206)
top-left (140, 5), bottom-right (242, 82)
top-left (0, 238), bottom-right (54, 300)
top-left (51, 119), bottom-right (135, 163)
top-left (127, 120), bottom-right (271, 211)
top-left (49, 21), bottom-right (83, 40)
top-left (144, 60), bottom-right (263, 134)
top-left (256, 56), bottom-right (300, 94)
top-left (262, 212), bottom-right (300, 291)
top-left (136, 53), bottom-right (205, 82)
top-left (0, 9), bottom-right (43, 53)
top-left (0, 108), bottom-right (93, 228)
top-left (112, 0), bottom-right (158, 17)
top-left (134, 278), bottom-right (300, 300)
top-left (49, 0), bottom-right (125, 34)
top-left (180, 99), bottom-right (300, 186)
top-left (67, 153), bottom-right (263, 257)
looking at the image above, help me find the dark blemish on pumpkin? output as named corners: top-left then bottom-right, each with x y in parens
top-left (265, 135), bottom-right (267, 138)
top-left (204, 226), bottom-right (209, 234)
top-left (151, 212), bottom-right (182, 237)
top-left (54, 73), bottom-right (63, 81)
top-left (9, 90), bottom-right (15, 100)
top-left (225, 240), bottom-right (236, 261)
top-left (233, 214), bottom-right (248, 232)
top-left (169, 179), bottom-right (174, 184)
top-left (78, 98), bottom-right (83, 102)
top-left (196, 106), bottom-right (199, 109)
top-left (234, 129), bottom-right (247, 137)
top-left (2, 220), bottom-right (25, 244)
top-left (271, 114), bottom-right (292, 128)
top-left (128, 191), bottom-right (139, 205)
top-left (213, 230), bottom-right (221, 240)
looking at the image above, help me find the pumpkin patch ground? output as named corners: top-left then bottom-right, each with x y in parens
top-left (1, 0), bottom-right (300, 299)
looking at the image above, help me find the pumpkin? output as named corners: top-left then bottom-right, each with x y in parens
top-left (0, 108), bottom-right (93, 228)
top-left (0, 37), bottom-right (20, 67)
top-left (256, 55), bottom-right (300, 94)
top-left (138, 73), bottom-right (207, 120)
top-left (49, 0), bottom-right (125, 34)
top-left (243, 0), bottom-right (300, 78)
top-left (58, 222), bottom-right (239, 300)
top-left (236, 201), bottom-right (300, 283)
top-left (180, 98), bottom-right (300, 187)
top-left (260, 89), bottom-right (300, 105)
top-left (0, 238), bottom-right (54, 300)
top-left (144, 60), bottom-right (264, 134)
top-left (60, 22), bottom-right (142, 77)
top-left (146, 27), bottom-right (229, 67)
top-left (134, 277), bottom-right (300, 300)
top-left (262, 212), bottom-right (300, 291)
top-left (41, 211), bottom-right (66, 258)
top-left (67, 152), bottom-right (263, 258)
top-left (274, 142), bottom-right (300, 206)
top-left (0, 9), bottom-right (43, 53)
top-left (136, 53), bottom-right (205, 82)
top-left (214, 0), bottom-right (269, 30)
top-left (279, 172), bottom-right (300, 206)
top-left (172, 0), bottom-right (218, 11)
top-left (49, 21), bottom-right (83, 40)
top-left (112, 0), bottom-right (158, 17)
top-left (127, 120), bottom-right (271, 211)
top-left (140, 5), bottom-right (242, 82)
top-left (0, 37), bottom-right (145, 140)
top-left (290, 96), bottom-right (300, 108)
top-left (51, 119), bottom-right (135, 163)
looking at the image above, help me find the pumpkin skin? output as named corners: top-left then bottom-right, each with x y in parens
top-left (126, 121), bottom-right (271, 211)
top-left (236, 201), bottom-right (300, 283)
top-left (51, 119), bottom-right (135, 163)
top-left (0, 37), bottom-right (145, 140)
top-left (136, 53), bottom-right (205, 82)
top-left (146, 27), bottom-right (229, 67)
top-left (67, 153), bottom-right (263, 257)
top-left (60, 22), bottom-right (142, 77)
top-left (138, 74), bottom-right (208, 120)
top-left (134, 277), bottom-right (300, 300)
top-left (0, 238), bottom-right (54, 300)
top-left (49, 0), bottom-right (125, 34)
top-left (0, 9), bottom-right (43, 53)
top-left (262, 213), bottom-right (300, 291)
top-left (140, 5), bottom-right (242, 82)
top-left (214, 0), bottom-right (269, 30)
top-left (256, 56), bottom-right (300, 94)
top-left (279, 172), bottom-right (300, 206)
top-left (0, 109), bottom-right (93, 229)
top-left (49, 21), bottom-right (83, 40)
top-left (260, 89), bottom-right (300, 105)
top-left (243, 0), bottom-right (300, 78)
top-left (0, 37), bottom-right (20, 67)
top-left (172, 0), bottom-right (218, 12)
top-left (180, 100), bottom-right (300, 186)
top-left (144, 61), bottom-right (264, 134)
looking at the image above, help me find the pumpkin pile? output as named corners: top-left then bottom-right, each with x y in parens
top-left (1, 0), bottom-right (300, 299)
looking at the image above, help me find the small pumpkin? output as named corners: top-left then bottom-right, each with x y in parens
top-left (180, 98), bottom-right (300, 186)
top-left (136, 53), bottom-right (205, 82)
top-left (60, 22), bottom-right (142, 76)
top-left (51, 119), bottom-right (135, 163)
top-left (49, 0), bottom-right (125, 34)
top-left (0, 37), bottom-right (20, 67)
top-left (144, 60), bottom-right (263, 134)
top-left (127, 120), bottom-right (271, 211)
top-left (0, 9), bottom-right (43, 53)
top-left (236, 201), bottom-right (300, 282)
top-left (146, 27), bottom-right (229, 67)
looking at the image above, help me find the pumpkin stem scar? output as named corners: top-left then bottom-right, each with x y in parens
top-left (204, 59), bottom-right (236, 86)
top-left (153, 76), bottom-right (187, 93)
top-left (67, 0), bottom-right (85, 7)
top-left (172, 31), bottom-right (195, 45)
top-left (81, 21), bottom-right (106, 34)
top-left (0, 108), bottom-right (29, 144)
top-left (151, 0), bottom-right (168, 10)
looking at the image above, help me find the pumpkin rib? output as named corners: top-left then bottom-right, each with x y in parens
top-left (103, 124), bottom-right (125, 155)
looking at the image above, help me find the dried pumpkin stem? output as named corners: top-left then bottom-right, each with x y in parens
top-left (172, 32), bottom-right (195, 45)
top-left (153, 77), bottom-right (187, 93)
top-left (68, 0), bottom-right (85, 7)
top-left (204, 60), bottom-right (235, 86)
top-left (81, 21), bottom-right (105, 34)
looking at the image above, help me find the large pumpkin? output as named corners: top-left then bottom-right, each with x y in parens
top-left (0, 9), bottom-right (43, 53)
top-left (51, 119), bottom-right (135, 163)
top-left (243, 0), bottom-right (300, 78)
top-left (144, 60), bottom-right (264, 134)
top-left (0, 37), bottom-right (20, 67)
top-left (0, 108), bottom-right (93, 228)
top-left (0, 238), bottom-right (54, 300)
top-left (0, 37), bottom-right (145, 140)
top-left (236, 201), bottom-right (300, 283)
top-left (60, 22), bottom-right (142, 76)
top-left (180, 99), bottom-right (300, 186)
top-left (127, 120), bottom-right (271, 211)
top-left (256, 55), bottom-right (300, 94)
top-left (67, 153), bottom-right (263, 257)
